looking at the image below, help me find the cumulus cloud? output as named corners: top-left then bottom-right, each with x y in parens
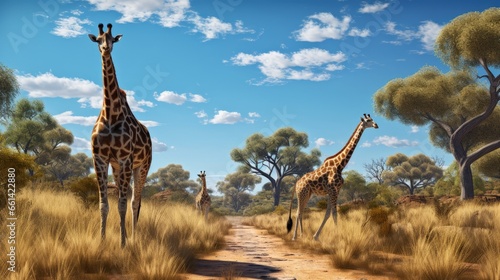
top-left (84, 0), bottom-right (253, 41)
top-left (358, 2), bottom-right (390, 14)
top-left (17, 72), bottom-right (155, 112)
top-left (152, 137), bottom-right (168, 152)
top-left (208, 110), bottom-right (242, 124)
top-left (154, 91), bottom-right (207, 105)
top-left (315, 137), bottom-right (334, 148)
top-left (385, 20), bottom-right (442, 51)
top-left (51, 16), bottom-right (92, 38)
top-left (293, 13), bottom-right (370, 42)
top-left (72, 137), bottom-right (91, 150)
top-left (54, 111), bottom-right (96, 126)
top-left (195, 110), bottom-right (208, 118)
top-left (372, 135), bottom-right (419, 148)
top-left (231, 48), bottom-right (346, 84)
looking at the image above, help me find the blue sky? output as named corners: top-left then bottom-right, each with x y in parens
top-left (1, 0), bottom-right (497, 192)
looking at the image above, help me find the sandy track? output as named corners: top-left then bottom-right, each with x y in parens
top-left (181, 216), bottom-right (392, 280)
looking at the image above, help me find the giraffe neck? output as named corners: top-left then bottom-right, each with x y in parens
top-left (100, 54), bottom-right (126, 121)
top-left (201, 179), bottom-right (208, 194)
top-left (324, 122), bottom-right (365, 172)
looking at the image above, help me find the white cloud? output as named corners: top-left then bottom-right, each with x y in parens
top-left (385, 21), bottom-right (442, 51)
top-left (348, 28), bottom-right (371, 37)
top-left (152, 137), bottom-right (168, 152)
top-left (86, 0), bottom-right (190, 27)
top-left (189, 93), bottom-right (207, 103)
top-left (358, 2), bottom-right (390, 14)
top-left (154, 91), bottom-right (207, 105)
top-left (52, 16), bottom-right (92, 38)
top-left (195, 110), bottom-right (207, 118)
top-left (315, 137), bottom-right (334, 148)
top-left (418, 21), bottom-right (442, 51)
top-left (18, 72), bottom-right (101, 99)
top-left (18, 72), bottom-right (154, 112)
top-left (231, 48), bottom-right (346, 83)
top-left (294, 13), bottom-right (351, 42)
top-left (410, 126), bottom-right (419, 133)
top-left (140, 120), bottom-right (161, 127)
top-left (54, 111), bottom-right (96, 126)
top-left (248, 112), bottom-right (260, 118)
top-left (154, 91), bottom-right (187, 105)
top-left (372, 135), bottom-right (419, 148)
top-left (85, 0), bottom-right (252, 41)
top-left (208, 110), bottom-right (242, 124)
top-left (72, 137), bottom-right (91, 150)
top-left (188, 15), bottom-right (253, 41)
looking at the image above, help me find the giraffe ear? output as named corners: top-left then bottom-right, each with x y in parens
top-left (113, 35), bottom-right (123, 43)
top-left (88, 34), bottom-right (98, 42)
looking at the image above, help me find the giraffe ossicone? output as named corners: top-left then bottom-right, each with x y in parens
top-left (196, 171), bottom-right (211, 220)
top-left (89, 23), bottom-right (153, 247)
top-left (287, 114), bottom-right (378, 241)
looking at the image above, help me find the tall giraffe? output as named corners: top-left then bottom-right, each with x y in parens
top-left (88, 23), bottom-right (153, 247)
top-left (287, 114), bottom-right (378, 240)
top-left (196, 171), bottom-right (211, 220)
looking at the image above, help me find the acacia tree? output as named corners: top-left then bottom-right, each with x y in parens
top-left (0, 64), bottom-right (19, 124)
top-left (146, 164), bottom-right (198, 203)
top-left (216, 167), bottom-right (261, 213)
top-left (374, 8), bottom-right (500, 199)
top-left (382, 153), bottom-right (443, 195)
top-left (231, 127), bottom-right (321, 206)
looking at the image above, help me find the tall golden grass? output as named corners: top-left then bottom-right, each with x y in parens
top-left (0, 187), bottom-right (230, 279)
top-left (246, 202), bottom-right (500, 280)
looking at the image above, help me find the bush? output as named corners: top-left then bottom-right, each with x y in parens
top-left (68, 177), bottom-right (99, 207)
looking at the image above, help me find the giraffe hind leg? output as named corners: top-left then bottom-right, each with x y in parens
top-left (113, 160), bottom-right (133, 248)
top-left (313, 203), bottom-right (332, 241)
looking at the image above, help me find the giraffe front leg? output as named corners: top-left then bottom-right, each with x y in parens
top-left (313, 203), bottom-right (332, 241)
top-left (94, 157), bottom-right (109, 241)
top-left (114, 160), bottom-right (133, 248)
top-left (131, 166), bottom-right (147, 239)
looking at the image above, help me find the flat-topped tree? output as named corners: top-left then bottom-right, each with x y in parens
top-left (374, 8), bottom-right (500, 200)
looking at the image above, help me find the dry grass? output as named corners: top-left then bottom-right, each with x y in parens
top-left (247, 202), bottom-right (500, 279)
top-left (0, 187), bottom-right (230, 279)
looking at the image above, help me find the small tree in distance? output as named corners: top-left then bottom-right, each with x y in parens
top-left (382, 153), bottom-right (443, 195)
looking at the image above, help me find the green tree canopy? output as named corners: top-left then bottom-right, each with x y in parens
top-left (374, 8), bottom-right (500, 199)
top-left (338, 170), bottom-right (375, 203)
top-left (0, 64), bottom-right (19, 124)
top-left (216, 167), bottom-right (261, 213)
top-left (231, 127), bottom-right (321, 206)
top-left (382, 153), bottom-right (443, 195)
top-left (146, 164), bottom-right (198, 203)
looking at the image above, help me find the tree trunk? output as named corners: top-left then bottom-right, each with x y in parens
top-left (459, 163), bottom-right (474, 200)
top-left (273, 182), bottom-right (281, 206)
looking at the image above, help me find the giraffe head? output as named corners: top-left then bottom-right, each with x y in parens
top-left (361, 114), bottom-right (379, 129)
top-left (198, 171), bottom-right (206, 180)
top-left (88, 23), bottom-right (122, 56)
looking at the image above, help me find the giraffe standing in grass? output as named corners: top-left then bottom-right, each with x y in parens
top-left (88, 23), bottom-right (152, 247)
top-left (287, 114), bottom-right (378, 240)
top-left (196, 171), bottom-right (211, 220)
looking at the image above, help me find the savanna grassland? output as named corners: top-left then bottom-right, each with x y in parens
top-left (246, 201), bottom-right (500, 280)
top-left (0, 187), bottom-right (230, 280)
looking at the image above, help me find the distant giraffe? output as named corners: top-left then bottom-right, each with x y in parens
top-left (287, 114), bottom-right (378, 240)
top-left (196, 171), bottom-right (211, 220)
top-left (88, 23), bottom-right (153, 247)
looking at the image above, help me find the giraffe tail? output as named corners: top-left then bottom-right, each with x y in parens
top-left (286, 184), bottom-right (296, 233)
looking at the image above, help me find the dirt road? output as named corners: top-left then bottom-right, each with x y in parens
top-left (182, 217), bottom-right (392, 280)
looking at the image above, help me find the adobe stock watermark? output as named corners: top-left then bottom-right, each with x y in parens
top-left (7, 0), bottom-right (63, 54)
top-left (213, 0), bottom-right (243, 20)
top-left (132, 64), bottom-right (170, 100)
top-left (5, 168), bottom-right (17, 273)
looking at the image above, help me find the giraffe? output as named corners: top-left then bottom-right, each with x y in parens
top-left (88, 23), bottom-right (153, 247)
top-left (287, 114), bottom-right (378, 241)
top-left (196, 171), bottom-right (211, 220)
